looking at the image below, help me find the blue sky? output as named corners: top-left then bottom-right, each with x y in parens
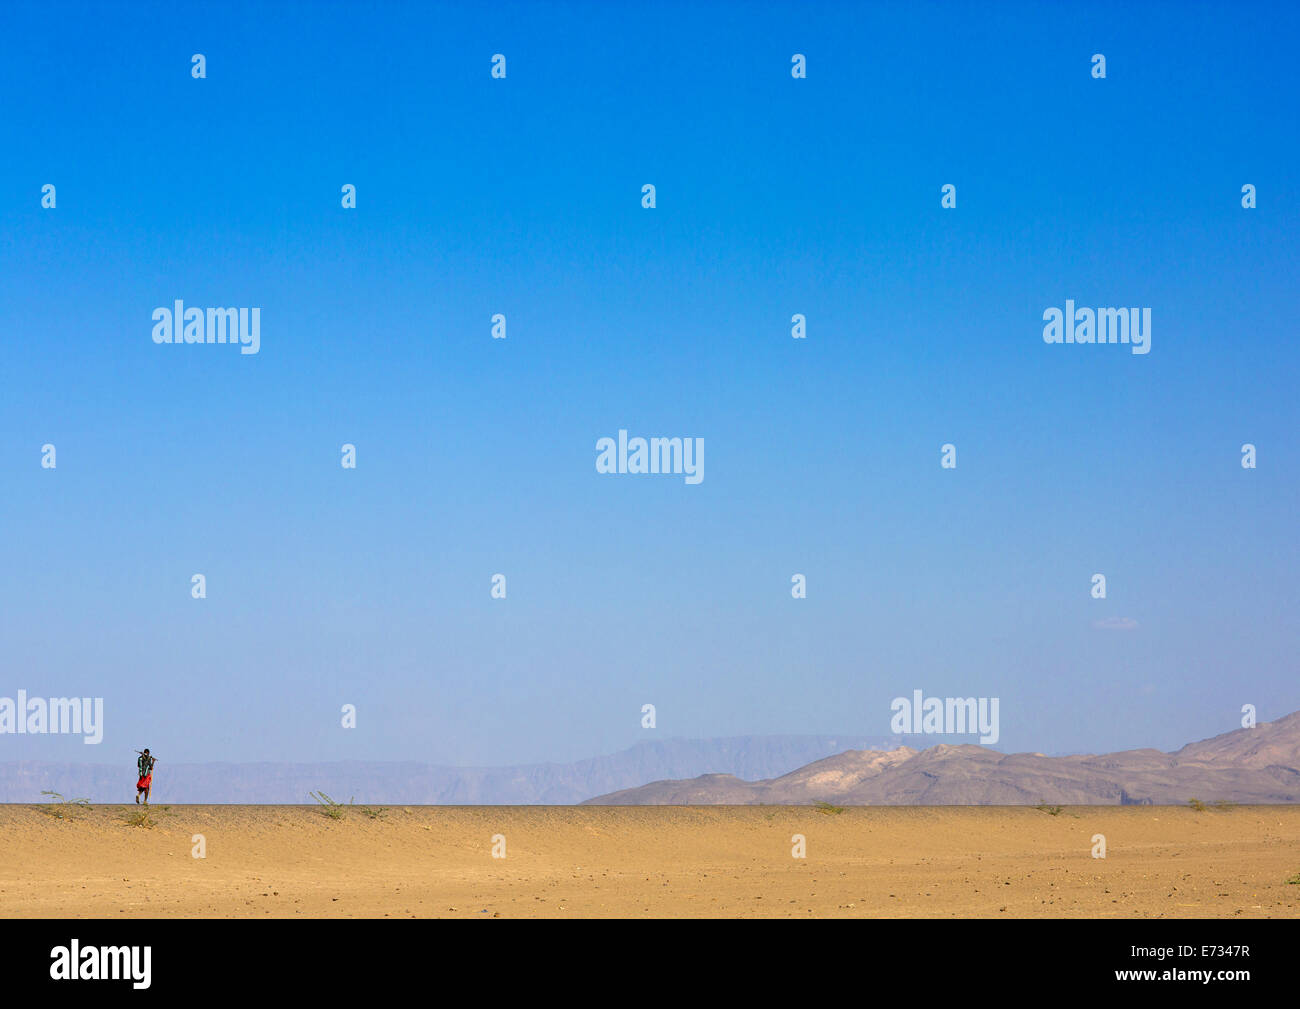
top-left (2, 0), bottom-right (1297, 766)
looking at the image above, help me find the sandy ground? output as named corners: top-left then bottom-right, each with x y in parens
top-left (1, 803), bottom-right (1297, 918)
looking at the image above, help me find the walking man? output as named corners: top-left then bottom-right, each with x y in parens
top-left (135, 749), bottom-right (156, 804)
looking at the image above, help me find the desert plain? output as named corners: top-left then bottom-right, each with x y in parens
top-left (1, 803), bottom-right (1297, 918)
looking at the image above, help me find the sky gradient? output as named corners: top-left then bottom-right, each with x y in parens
top-left (2, 0), bottom-right (1298, 766)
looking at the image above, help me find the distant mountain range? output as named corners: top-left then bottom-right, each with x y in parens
top-left (585, 712), bottom-right (1300, 806)
top-left (0, 734), bottom-right (899, 804)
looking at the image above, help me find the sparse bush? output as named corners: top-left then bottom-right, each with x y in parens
top-left (1035, 802), bottom-right (1063, 816)
top-left (310, 791), bottom-right (349, 819)
top-left (123, 807), bottom-right (154, 828)
top-left (1286, 872), bottom-right (1300, 885)
top-left (37, 790), bottom-right (90, 819)
top-left (1188, 798), bottom-right (1208, 812)
top-left (812, 800), bottom-right (844, 815)
top-left (359, 806), bottom-right (387, 820)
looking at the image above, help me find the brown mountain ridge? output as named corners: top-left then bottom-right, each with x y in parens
top-left (583, 711), bottom-right (1300, 805)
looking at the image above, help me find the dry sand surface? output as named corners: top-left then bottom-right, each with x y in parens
top-left (2, 804), bottom-right (1298, 918)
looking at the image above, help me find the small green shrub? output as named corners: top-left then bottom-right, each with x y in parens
top-left (122, 807), bottom-right (155, 828)
top-left (310, 791), bottom-right (350, 819)
top-left (37, 790), bottom-right (91, 819)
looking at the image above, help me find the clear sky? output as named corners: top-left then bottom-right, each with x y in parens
top-left (2, 1), bottom-right (1297, 766)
